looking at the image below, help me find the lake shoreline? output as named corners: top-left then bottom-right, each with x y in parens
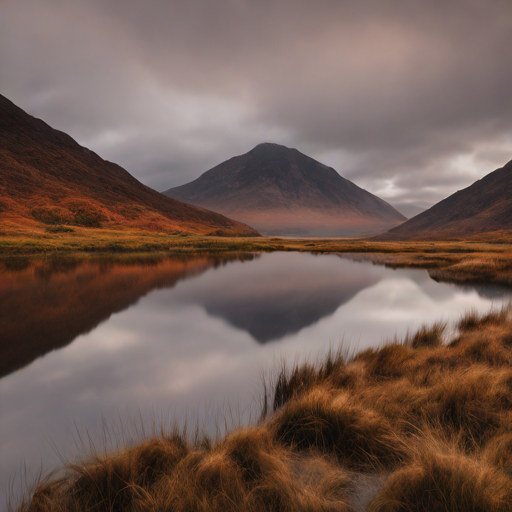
top-left (2, 233), bottom-right (511, 288)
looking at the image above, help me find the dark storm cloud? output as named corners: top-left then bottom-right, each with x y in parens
top-left (1, 0), bottom-right (511, 205)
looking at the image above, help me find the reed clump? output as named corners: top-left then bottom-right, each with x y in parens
top-left (14, 307), bottom-right (512, 511)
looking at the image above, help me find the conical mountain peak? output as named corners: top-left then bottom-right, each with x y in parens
top-left (248, 142), bottom-right (297, 158)
top-left (165, 143), bottom-right (405, 237)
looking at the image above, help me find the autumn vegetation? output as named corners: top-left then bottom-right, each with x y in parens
top-left (2, 231), bottom-right (511, 291)
top-left (12, 307), bottom-right (512, 511)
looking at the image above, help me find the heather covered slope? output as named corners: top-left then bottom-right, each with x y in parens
top-left (16, 308), bottom-right (512, 511)
top-left (0, 95), bottom-right (259, 236)
top-left (164, 143), bottom-right (406, 237)
top-left (376, 160), bottom-right (512, 241)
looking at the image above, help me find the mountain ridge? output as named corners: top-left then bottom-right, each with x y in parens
top-left (375, 160), bottom-right (512, 241)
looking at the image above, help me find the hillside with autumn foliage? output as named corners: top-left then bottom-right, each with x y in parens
top-left (0, 95), bottom-right (259, 237)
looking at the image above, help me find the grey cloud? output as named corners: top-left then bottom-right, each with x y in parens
top-left (1, 0), bottom-right (511, 204)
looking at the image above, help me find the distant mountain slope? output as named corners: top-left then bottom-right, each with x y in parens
top-left (0, 95), bottom-right (259, 236)
top-left (164, 143), bottom-right (406, 237)
top-left (376, 160), bottom-right (512, 241)
top-left (390, 202), bottom-right (428, 219)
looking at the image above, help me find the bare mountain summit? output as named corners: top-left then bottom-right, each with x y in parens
top-left (0, 94), bottom-right (259, 236)
top-left (375, 159), bottom-right (512, 241)
top-left (164, 143), bottom-right (406, 236)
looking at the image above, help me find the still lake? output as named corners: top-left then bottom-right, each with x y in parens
top-left (1, 251), bottom-right (511, 504)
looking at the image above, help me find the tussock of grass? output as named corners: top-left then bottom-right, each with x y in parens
top-left (369, 438), bottom-right (512, 512)
top-left (408, 322), bottom-right (446, 349)
top-left (14, 307), bottom-right (512, 511)
top-left (270, 387), bottom-right (408, 471)
top-left (457, 308), bottom-right (510, 332)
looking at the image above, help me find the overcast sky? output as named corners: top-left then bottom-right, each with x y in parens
top-left (2, 0), bottom-right (511, 209)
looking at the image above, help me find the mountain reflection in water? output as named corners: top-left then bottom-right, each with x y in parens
top-left (0, 253), bottom-right (383, 377)
top-left (2, 252), bottom-right (512, 378)
top-left (165, 254), bottom-right (381, 342)
top-left (0, 253), bottom-right (255, 377)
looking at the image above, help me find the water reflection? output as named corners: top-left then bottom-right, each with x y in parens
top-left (0, 253), bottom-right (255, 377)
top-left (156, 254), bottom-right (381, 342)
top-left (338, 252), bottom-right (512, 300)
top-left (1, 252), bottom-right (511, 508)
top-left (0, 253), bottom-right (381, 379)
top-left (2, 254), bottom-right (510, 378)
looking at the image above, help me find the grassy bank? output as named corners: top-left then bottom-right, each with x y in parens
top-left (1, 226), bottom-right (511, 287)
top-left (14, 307), bottom-right (512, 512)
top-left (2, 225), bottom-right (512, 256)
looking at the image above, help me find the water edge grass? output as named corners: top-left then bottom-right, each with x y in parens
top-left (12, 307), bottom-right (512, 512)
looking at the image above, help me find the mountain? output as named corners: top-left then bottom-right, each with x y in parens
top-left (390, 202), bottom-right (428, 219)
top-left (0, 95), bottom-right (259, 236)
top-left (164, 143), bottom-right (406, 237)
top-left (376, 160), bottom-right (512, 241)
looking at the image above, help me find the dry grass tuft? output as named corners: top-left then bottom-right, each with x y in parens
top-left (270, 387), bottom-right (407, 471)
top-left (457, 307), bottom-right (510, 332)
top-left (408, 322), bottom-right (446, 349)
top-left (368, 437), bottom-right (512, 512)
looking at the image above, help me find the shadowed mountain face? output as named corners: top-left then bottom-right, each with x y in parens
top-left (376, 160), bottom-right (512, 241)
top-left (0, 95), bottom-right (259, 236)
top-left (164, 143), bottom-right (406, 237)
